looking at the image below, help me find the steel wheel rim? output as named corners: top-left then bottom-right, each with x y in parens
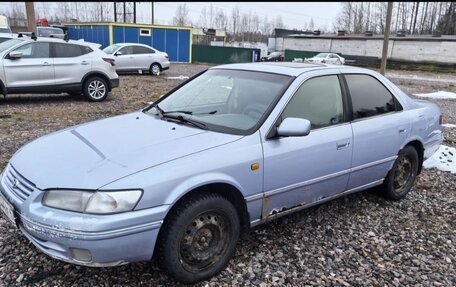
top-left (179, 210), bottom-right (230, 273)
top-left (88, 80), bottom-right (106, 99)
top-left (152, 65), bottom-right (160, 74)
top-left (393, 156), bottom-right (413, 191)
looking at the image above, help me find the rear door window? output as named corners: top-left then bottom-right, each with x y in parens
top-left (133, 46), bottom-right (154, 54)
top-left (53, 43), bottom-right (85, 57)
top-left (345, 74), bottom-right (402, 120)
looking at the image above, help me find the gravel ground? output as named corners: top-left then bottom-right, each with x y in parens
top-left (0, 64), bottom-right (455, 286)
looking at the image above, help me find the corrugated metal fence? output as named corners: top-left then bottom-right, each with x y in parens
top-left (192, 45), bottom-right (261, 64)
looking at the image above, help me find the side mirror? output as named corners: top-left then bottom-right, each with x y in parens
top-left (114, 51), bottom-right (122, 56)
top-left (8, 51), bottom-right (22, 59)
top-left (277, 118), bottom-right (311, 137)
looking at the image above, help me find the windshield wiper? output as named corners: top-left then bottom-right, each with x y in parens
top-left (165, 114), bottom-right (208, 130)
top-left (162, 110), bottom-right (217, 115)
top-left (154, 105), bottom-right (208, 130)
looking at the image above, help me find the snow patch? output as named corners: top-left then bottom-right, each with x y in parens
top-left (442, 123), bottom-right (456, 128)
top-left (167, 75), bottom-right (189, 80)
top-left (413, 91), bottom-right (456, 100)
top-left (423, 145), bottom-right (456, 174)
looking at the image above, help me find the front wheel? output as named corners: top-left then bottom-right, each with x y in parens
top-left (156, 193), bottom-right (240, 284)
top-left (382, 146), bottom-right (419, 200)
top-left (83, 77), bottom-right (108, 102)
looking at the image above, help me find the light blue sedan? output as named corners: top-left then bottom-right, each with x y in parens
top-left (0, 63), bottom-right (443, 283)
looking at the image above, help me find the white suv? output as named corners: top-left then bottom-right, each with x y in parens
top-left (0, 37), bottom-right (119, 101)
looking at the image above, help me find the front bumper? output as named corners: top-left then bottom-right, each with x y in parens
top-left (0, 164), bottom-right (168, 267)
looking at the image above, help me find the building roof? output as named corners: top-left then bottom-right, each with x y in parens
top-left (282, 33), bottom-right (456, 42)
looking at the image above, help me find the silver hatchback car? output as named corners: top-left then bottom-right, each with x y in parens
top-left (0, 63), bottom-right (443, 283)
top-left (103, 43), bottom-right (170, 75)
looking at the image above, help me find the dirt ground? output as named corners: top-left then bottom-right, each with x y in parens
top-left (0, 64), bottom-right (455, 286)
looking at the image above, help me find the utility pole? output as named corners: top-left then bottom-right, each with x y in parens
top-left (380, 2), bottom-right (393, 75)
top-left (25, 2), bottom-right (36, 33)
top-left (151, 2), bottom-right (154, 25)
top-left (114, 2), bottom-right (117, 22)
top-left (133, 2), bottom-right (136, 23)
top-left (123, 2), bottom-right (126, 23)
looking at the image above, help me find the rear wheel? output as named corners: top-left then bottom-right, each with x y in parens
top-left (150, 63), bottom-right (161, 76)
top-left (83, 77), bottom-right (108, 102)
top-left (157, 193), bottom-right (240, 284)
top-left (382, 146), bottom-right (419, 200)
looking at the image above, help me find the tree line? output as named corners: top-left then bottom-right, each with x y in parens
top-left (334, 2), bottom-right (455, 35)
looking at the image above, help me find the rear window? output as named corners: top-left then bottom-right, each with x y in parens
top-left (133, 45), bottom-right (154, 54)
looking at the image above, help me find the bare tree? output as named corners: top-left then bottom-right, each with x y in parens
top-left (173, 4), bottom-right (189, 27)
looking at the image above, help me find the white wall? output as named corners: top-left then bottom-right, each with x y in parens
top-left (280, 37), bottom-right (456, 64)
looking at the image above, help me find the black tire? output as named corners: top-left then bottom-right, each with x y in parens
top-left (150, 63), bottom-right (162, 76)
top-left (83, 77), bottom-right (108, 102)
top-left (382, 146), bottom-right (419, 200)
top-left (157, 193), bottom-right (240, 284)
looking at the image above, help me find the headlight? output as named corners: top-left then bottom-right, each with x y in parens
top-left (42, 189), bottom-right (142, 214)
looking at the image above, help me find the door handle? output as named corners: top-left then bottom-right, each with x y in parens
top-left (337, 142), bottom-right (350, 150)
top-left (42, 62), bottom-right (51, 66)
top-left (399, 129), bottom-right (406, 134)
top-left (80, 61), bottom-right (89, 65)
top-left (129, 56), bottom-right (134, 59)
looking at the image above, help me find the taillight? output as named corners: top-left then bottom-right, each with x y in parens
top-left (102, 57), bottom-right (115, 66)
top-left (164, 54), bottom-right (169, 59)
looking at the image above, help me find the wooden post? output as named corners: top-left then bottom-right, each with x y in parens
top-left (25, 2), bottom-right (36, 33)
top-left (380, 2), bottom-right (393, 75)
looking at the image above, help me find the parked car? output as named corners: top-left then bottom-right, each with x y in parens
top-left (36, 26), bottom-right (65, 39)
top-left (306, 52), bottom-right (345, 65)
top-left (0, 63), bottom-right (443, 283)
top-left (260, 51), bottom-right (284, 62)
top-left (0, 32), bottom-right (15, 44)
top-left (0, 37), bottom-right (119, 101)
top-left (103, 43), bottom-right (170, 75)
top-left (0, 15), bottom-right (12, 33)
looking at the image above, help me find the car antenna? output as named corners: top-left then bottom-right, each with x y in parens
top-left (18, 33), bottom-right (23, 38)
top-left (31, 32), bottom-right (37, 41)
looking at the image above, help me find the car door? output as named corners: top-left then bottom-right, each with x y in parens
top-left (132, 45), bottom-right (155, 70)
top-left (113, 45), bottom-right (134, 71)
top-left (344, 73), bottom-right (410, 190)
top-left (52, 42), bottom-right (92, 85)
top-left (3, 41), bottom-right (54, 87)
top-left (261, 71), bottom-right (353, 215)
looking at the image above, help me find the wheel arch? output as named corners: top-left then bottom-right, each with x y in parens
top-left (160, 182), bottom-right (250, 240)
top-left (403, 139), bottom-right (425, 175)
top-left (82, 72), bottom-right (112, 91)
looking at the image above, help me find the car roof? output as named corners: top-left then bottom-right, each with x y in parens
top-left (16, 37), bottom-right (101, 48)
top-left (114, 42), bottom-right (152, 48)
top-left (211, 62), bottom-right (359, 77)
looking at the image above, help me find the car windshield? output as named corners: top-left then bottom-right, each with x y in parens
top-left (150, 69), bottom-right (292, 135)
top-left (315, 53), bottom-right (329, 58)
top-left (38, 27), bottom-right (64, 36)
top-left (0, 39), bottom-right (22, 52)
top-left (103, 44), bottom-right (121, 54)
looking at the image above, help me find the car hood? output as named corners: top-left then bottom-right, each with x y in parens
top-left (10, 111), bottom-right (242, 190)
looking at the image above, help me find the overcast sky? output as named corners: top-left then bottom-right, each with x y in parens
top-left (0, 2), bottom-right (342, 31)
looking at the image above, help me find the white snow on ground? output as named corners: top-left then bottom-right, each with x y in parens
top-left (423, 145), bottom-right (456, 174)
top-left (413, 91), bottom-right (456, 100)
top-left (442, 123), bottom-right (456, 128)
top-left (167, 75), bottom-right (190, 80)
